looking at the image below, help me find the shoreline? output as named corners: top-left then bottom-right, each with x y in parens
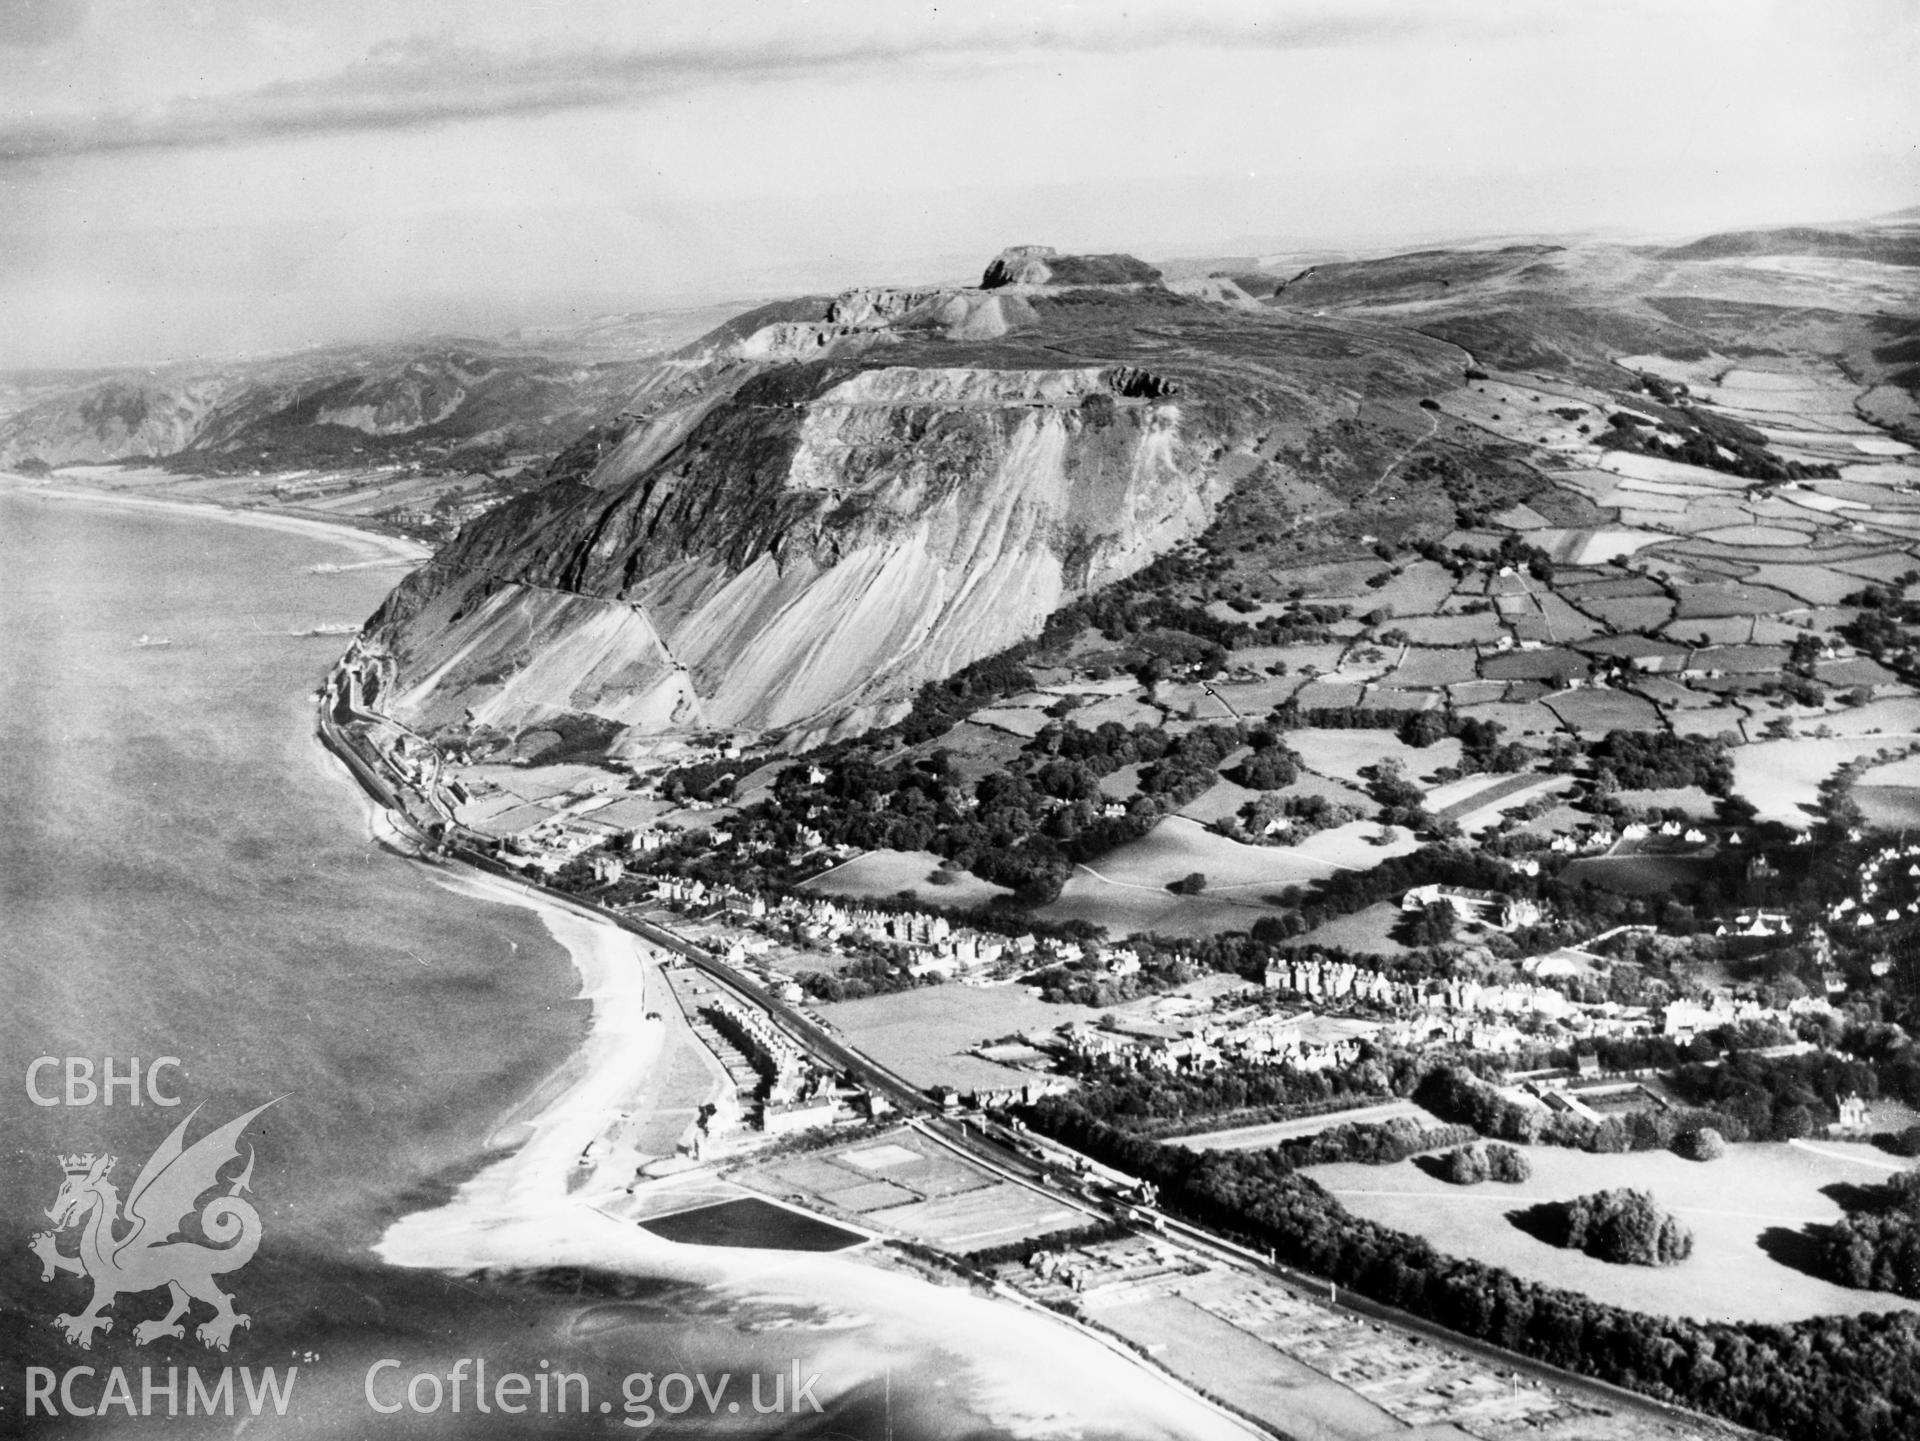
top-left (375, 863), bottom-right (678, 1269)
top-left (0, 469), bottom-right (433, 567)
top-left (327, 765), bottom-right (1268, 1439)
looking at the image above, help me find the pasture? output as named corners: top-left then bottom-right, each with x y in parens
top-left (1306, 1141), bottom-right (1920, 1325)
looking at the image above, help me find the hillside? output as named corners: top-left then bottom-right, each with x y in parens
top-left (360, 246), bottom-right (1463, 748)
top-left (0, 306), bottom-right (744, 474)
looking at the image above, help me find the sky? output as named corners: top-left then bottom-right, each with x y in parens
top-left (0, 0), bottom-right (1913, 368)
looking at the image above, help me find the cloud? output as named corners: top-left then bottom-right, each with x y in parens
top-left (0, 1), bottom-right (1557, 160)
top-left (0, 0), bottom-right (84, 47)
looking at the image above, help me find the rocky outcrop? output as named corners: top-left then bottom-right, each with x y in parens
top-left (980, 245), bottom-right (1164, 290)
top-left (364, 247), bottom-right (1460, 751)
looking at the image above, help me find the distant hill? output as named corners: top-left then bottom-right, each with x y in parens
top-left (1658, 224), bottom-right (1920, 267)
top-left (0, 308), bottom-right (738, 472)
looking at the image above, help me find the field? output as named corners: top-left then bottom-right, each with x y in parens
top-left (738, 1126), bottom-right (1090, 1253)
top-left (623, 297), bottom-right (1920, 970)
top-left (1731, 735), bottom-right (1920, 828)
top-left (802, 848), bottom-right (1014, 907)
top-left (1169, 1099), bottom-right (1434, 1151)
top-left (1090, 1262), bottom-right (1639, 1441)
top-left (1091, 1293), bottom-right (1399, 1441)
top-left (817, 985), bottom-right (1103, 1092)
top-left (1035, 817), bottom-right (1420, 937)
top-left (1305, 1141), bottom-right (1920, 1324)
top-left (1290, 900), bottom-right (1412, 957)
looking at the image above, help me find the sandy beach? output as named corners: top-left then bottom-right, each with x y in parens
top-left (3, 466), bottom-right (1264, 1436)
top-left (0, 468), bottom-right (432, 567)
top-left (361, 864), bottom-right (1259, 1439)
top-left (376, 864), bottom-right (675, 1269)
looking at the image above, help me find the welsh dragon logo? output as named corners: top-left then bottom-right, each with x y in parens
top-left (30, 1100), bottom-right (277, 1351)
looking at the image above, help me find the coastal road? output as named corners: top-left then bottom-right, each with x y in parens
top-left (320, 684), bottom-right (1748, 1440)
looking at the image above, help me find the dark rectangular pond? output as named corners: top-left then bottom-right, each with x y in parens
top-left (639, 1197), bottom-right (864, 1251)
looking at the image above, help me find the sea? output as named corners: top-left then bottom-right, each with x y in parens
top-left (0, 488), bottom-right (1249, 1440)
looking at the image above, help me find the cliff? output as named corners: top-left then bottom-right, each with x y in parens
top-left (365, 250), bottom-right (1460, 750)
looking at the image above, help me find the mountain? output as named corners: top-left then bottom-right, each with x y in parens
top-left (362, 245), bottom-right (1462, 750)
top-left (0, 305), bottom-right (745, 473)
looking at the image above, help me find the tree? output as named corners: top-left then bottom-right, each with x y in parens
top-left (1550, 1188), bottom-right (1694, 1266)
top-left (1674, 1127), bottom-right (1727, 1161)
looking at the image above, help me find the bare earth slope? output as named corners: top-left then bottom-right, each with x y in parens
top-left (364, 248), bottom-right (1461, 747)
